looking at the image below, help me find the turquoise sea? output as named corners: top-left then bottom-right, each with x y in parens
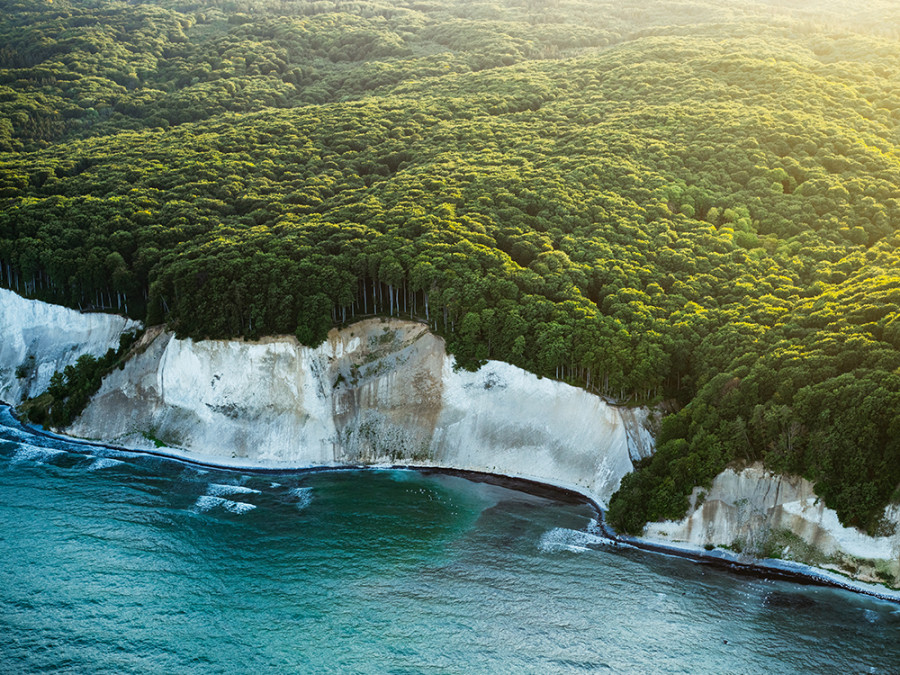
top-left (1, 407), bottom-right (898, 674)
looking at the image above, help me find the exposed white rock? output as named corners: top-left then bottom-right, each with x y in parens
top-left (0, 289), bottom-right (140, 404)
top-left (6, 290), bottom-right (898, 592)
top-left (618, 406), bottom-right (657, 462)
top-left (71, 318), bottom-right (647, 506)
top-left (432, 360), bottom-right (634, 503)
top-left (643, 464), bottom-right (900, 587)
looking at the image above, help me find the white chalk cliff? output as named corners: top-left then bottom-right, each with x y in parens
top-left (643, 464), bottom-right (900, 589)
top-left (4, 290), bottom-right (897, 591)
top-left (0, 288), bottom-right (140, 404)
top-left (70, 320), bottom-right (653, 506)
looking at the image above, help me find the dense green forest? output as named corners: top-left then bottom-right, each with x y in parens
top-left (2, 0), bottom-right (899, 534)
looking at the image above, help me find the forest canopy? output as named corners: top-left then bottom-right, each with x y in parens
top-left (2, 0), bottom-right (899, 534)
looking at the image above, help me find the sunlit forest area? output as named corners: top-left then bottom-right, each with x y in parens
top-left (2, 0), bottom-right (899, 534)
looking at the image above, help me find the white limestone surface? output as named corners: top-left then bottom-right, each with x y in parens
top-left (71, 318), bottom-right (648, 505)
top-left (618, 406), bottom-right (657, 462)
top-left (70, 328), bottom-right (337, 464)
top-left (432, 361), bottom-right (634, 504)
top-left (7, 291), bottom-right (896, 590)
top-left (0, 289), bottom-right (140, 403)
top-left (643, 464), bottom-right (900, 586)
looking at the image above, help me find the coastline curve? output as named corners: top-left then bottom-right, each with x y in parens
top-left (3, 400), bottom-right (898, 606)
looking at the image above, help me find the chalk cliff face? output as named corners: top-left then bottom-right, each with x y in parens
top-left (70, 319), bottom-right (653, 505)
top-left (0, 289), bottom-right (140, 404)
top-left (4, 290), bottom-right (898, 589)
top-left (643, 464), bottom-right (900, 588)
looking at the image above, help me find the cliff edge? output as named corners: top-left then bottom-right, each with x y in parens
top-left (642, 464), bottom-right (900, 589)
top-left (5, 289), bottom-right (897, 593)
top-left (0, 289), bottom-right (140, 404)
top-left (69, 318), bottom-right (651, 506)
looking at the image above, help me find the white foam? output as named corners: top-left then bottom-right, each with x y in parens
top-left (94, 450), bottom-right (141, 460)
top-left (194, 495), bottom-right (223, 512)
top-left (538, 527), bottom-right (609, 554)
top-left (87, 457), bottom-right (124, 471)
top-left (2, 428), bottom-right (40, 444)
top-left (289, 487), bottom-right (313, 510)
top-left (11, 445), bottom-right (66, 464)
top-left (222, 500), bottom-right (256, 514)
top-left (206, 483), bottom-right (261, 496)
top-left (194, 495), bottom-right (257, 514)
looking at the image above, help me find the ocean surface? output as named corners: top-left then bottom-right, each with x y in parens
top-left (1, 407), bottom-right (898, 674)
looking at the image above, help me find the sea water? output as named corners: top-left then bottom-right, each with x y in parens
top-left (0, 408), bottom-right (898, 674)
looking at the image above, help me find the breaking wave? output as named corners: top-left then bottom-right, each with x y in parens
top-left (194, 495), bottom-right (256, 514)
top-left (11, 445), bottom-right (66, 464)
top-left (86, 457), bottom-right (125, 471)
top-left (538, 527), bottom-right (610, 554)
top-left (289, 486), bottom-right (313, 510)
top-left (206, 483), bottom-right (261, 497)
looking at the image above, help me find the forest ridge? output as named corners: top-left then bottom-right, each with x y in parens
top-left (1, 0), bottom-right (899, 535)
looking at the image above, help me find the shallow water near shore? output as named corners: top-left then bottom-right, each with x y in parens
top-left (1, 409), bottom-right (898, 674)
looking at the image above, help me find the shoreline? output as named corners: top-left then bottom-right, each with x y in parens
top-left (3, 401), bottom-right (899, 605)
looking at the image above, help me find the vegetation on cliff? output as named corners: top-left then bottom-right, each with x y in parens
top-left (2, 0), bottom-right (899, 532)
top-left (20, 329), bottom-right (143, 428)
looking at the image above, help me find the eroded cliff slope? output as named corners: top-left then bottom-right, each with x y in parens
top-left (643, 464), bottom-right (900, 589)
top-left (6, 291), bottom-right (896, 592)
top-left (0, 289), bottom-right (140, 404)
top-left (70, 319), bottom-right (654, 505)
